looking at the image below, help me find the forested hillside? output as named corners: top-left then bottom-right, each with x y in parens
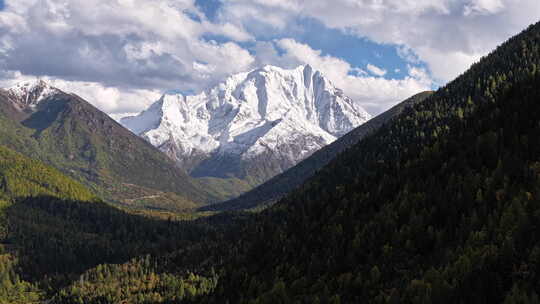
top-left (0, 146), bottom-right (229, 303)
top-left (0, 145), bottom-right (96, 303)
top-left (0, 146), bottom-right (96, 202)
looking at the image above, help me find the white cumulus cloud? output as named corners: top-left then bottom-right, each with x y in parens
top-left (0, 0), bottom-right (254, 113)
top-left (366, 64), bottom-right (387, 77)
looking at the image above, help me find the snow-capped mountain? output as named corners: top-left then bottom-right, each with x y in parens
top-left (121, 64), bottom-right (371, 184)
top-left (5, 80), bottom-right (61, 110)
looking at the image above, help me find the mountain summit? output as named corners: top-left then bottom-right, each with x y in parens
top-left (6, 79), bottom-right (61, 110)
top-left (121, 65), bottom-right (371, 187)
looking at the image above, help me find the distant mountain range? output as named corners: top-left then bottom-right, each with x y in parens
top-left (121, 64), bottom-right (371, 193)
top-left (0, 65), bottom-right (374, 209)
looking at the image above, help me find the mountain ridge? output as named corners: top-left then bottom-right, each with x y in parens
top-left (121, 64), bottom-right (371, 188)
top-left (0, 80), bottom-right (218, 210)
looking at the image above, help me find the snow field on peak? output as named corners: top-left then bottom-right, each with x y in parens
top-left (121, 64), bottom-right (371, 173)
top-left (7, 80), bottom-right (61, 106)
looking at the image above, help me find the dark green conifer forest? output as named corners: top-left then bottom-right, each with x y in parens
top-left (2, 19), bottom-right (540, 304)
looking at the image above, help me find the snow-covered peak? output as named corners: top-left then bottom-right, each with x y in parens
top-left (121, 64), bottom-right (372, 176)
top-left (6, 79), bottom-right (61, 107)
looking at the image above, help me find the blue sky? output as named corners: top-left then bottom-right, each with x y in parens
top-left (277, 19), bottom-right (410, 79)
top-left (195, 0), bottom-right (221, 21)
top-left (1, 0), bottom-right (539, 115)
